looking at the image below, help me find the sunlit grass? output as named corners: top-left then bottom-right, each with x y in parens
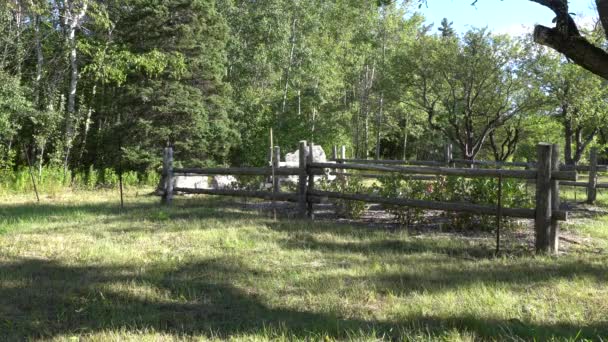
top-left (0, 190), bottom-right (607, 341)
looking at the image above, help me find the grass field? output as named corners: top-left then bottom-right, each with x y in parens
top-left (1, 190), bottom-right (608, 341)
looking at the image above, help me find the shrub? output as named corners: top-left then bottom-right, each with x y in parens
top-left (376, 174), bottom-right (533, 230)
top-left (319, 175), bottom-right (367, 219)
top-left (376, 174), bottom-right (432, 227)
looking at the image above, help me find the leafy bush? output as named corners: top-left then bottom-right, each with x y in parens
top-left (376, 174), bottom-right (435, 227)
top-left (376, 174), bottom-right (532, 230)
top-left (318, 175), bottom-right (367, 219)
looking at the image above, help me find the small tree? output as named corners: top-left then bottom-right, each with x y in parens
top-left (536, 55), bottom-right (608, 165)
top-left (402, 29), bottom-right (543, 160)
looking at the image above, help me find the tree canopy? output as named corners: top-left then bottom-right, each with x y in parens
top-left (0, 0), bottom-right (606, 184)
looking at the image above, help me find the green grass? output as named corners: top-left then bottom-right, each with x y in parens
top-left (0, 190), bottom-right (607, 341)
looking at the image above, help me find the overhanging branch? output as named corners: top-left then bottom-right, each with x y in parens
top-left (534, 25), bottom-right (608, 80)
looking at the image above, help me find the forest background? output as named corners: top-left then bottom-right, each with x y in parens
top-left (1, 0), bottom-right (606, 188)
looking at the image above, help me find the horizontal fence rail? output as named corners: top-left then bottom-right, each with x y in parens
top-left (452, 159), bottom-right (533, 168)
top-left (173, 167), bottom-right (302, 176)
top-left (311, 162), bottom-right (577, 181)
top-left (309, 189), bottom-right (567, 221)
top-left (452, 159), bottom-right (607, 172)
top-left (331, 144), bottom-right (604, 204)
top-left (330, 158), bottom-right (443, 167)
top-left (327, 172), bottom-right (436, 181)
top-left (559, 164), bottom-right (608, 172)
top-left (174, 187), bottom-right (299, 202)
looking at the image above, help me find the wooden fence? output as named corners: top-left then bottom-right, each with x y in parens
top-left (329, 145), bottom-right (607, 205)
top-left (161, 142), bottom-right (576, 254)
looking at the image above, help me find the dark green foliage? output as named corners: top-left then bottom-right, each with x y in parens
top-left (0, 0), bottom-right (606, 185)
top-left (318, 176), bottom-right (368, 219)
top-left (438, 18), bottom-right (456, 38)
top-left (377, 174), bottom-right (532, 230)
top-left (111, 0), bottom-right (237, 170)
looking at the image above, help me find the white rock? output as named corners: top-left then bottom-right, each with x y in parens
top-left (211, 175), bottom-right (238, 189)
top-left (283, 145), bottom-right (327, 167)
top-left (173, 175), bottom-right (208, 189)
top-left (275, 145), bottom-right (335, 185)
top-left (311, 145), bottom-right (327, 162)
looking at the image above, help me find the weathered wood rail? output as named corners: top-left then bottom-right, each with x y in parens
top-left (162, 142), bottom-right (577, 254)
top-left (330, 145), bottom-right (606, 205)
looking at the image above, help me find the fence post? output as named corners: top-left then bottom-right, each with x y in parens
top-left (298, 141), bottom-right (308, 218)
top-left (587, 147), bottom-right (598, 204)
top-left (332, 145), bottom-right (338, 174)
top-left (307, 141), bottom-right (315, 219)
top-left (162, 146), bottom-right (174, 205)
top-left (268, 146), bottom-right (273, 166)
top-left (340, 145), bottom-right (347, 180)
top-left (444, 144), bottom-right (452, 167)
top-left (161, 147), bottom-right (167, 203)
top-left (550, 144), bottom-right (560, 254)
top-left (535, 143), bottom-right (552, 254)
top-left (273, 146), bottom-right (281, 193)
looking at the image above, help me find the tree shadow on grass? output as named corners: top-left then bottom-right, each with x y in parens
top-left (0, 257), bottom-right (606, 340)
top-left (268, 220), bottom-right (498, 259)
top-left (0, 197), bottom-right (271, 235)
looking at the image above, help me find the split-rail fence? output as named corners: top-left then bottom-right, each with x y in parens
top-left (161, 142), bottom-right (578, 254)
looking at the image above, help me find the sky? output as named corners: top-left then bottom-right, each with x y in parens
top-left (419, 0), bottom-right (596, 36)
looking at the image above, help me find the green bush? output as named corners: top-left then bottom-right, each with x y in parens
top-left (319, 175), bottom-right (367, 219)
top-left (376, 174), bottom-right (431, 227)
top-left (376, 174), bottom-right (533, 230)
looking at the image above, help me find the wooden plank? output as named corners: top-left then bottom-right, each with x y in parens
top-left (161, 147), bottom-right (174, 205)
top-left (444, 144), bottom-right (453, 167)
top-left (298, 141), bottom-right (308, 218)
top-left (588, 147), bottom-right (598, 204)
top-left (551, 170), bottom-right (578, 181)
top-left (597, 183), bottom-right (608, 189)
top-left (161, 147), bottom-right (168, 204)
top-left (174, 187), bottom-right (298, 202)
top-left (308, 189), bottom-right (548, 219)
top-left (452, 159), bottom-right (533, 168)
top-left (311, 162), bottom-right (538, 180)
top-left (173, 167), bottom-right (302, 176)
top-left (560, 164), bottom-right (608, 172)
top-left (496, 174), bottom-right (502, 254)
top-left (535, 143), bottom-right (552, 254)
top-left (550, 144), bottom-right (560, 254)
top-left (307, 142), bottom-right (315, 219)
top-left (329, 158), bottom-right (443, 167)
top-left (328, 172), bottom-right (436, 180)
top-left (273, 146), bottom-right (281, 193)
top-left (559, 181), bottom-right (587, 187)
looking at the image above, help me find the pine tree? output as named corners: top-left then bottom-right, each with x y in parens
top-left (109, 0), bottom-right (237, 169)
top-left (438, 18), bottom-right (455, 38)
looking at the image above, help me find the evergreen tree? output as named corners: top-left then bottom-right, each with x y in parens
top-left (438, 18), bottom-right (455, 38)
top-left (108, 0), bottom-right (237, 169)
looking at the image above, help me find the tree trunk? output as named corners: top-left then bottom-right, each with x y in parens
top-left (63, 0), bottom-right (89, 175)
top-left (563, 113), bottom-right (574, 165)
top-left (34, 13), bottom-right (44, 108)
top-left (13, 0), bottom-right (23, 79)
top-left (76, 84), bottom-right (97, 166)
top-left (402, 113), bottom-right (409, 161)
top-left (281, 17), bottom-right (297, 116)
top-left (375, 95), bottom-right (383, 160)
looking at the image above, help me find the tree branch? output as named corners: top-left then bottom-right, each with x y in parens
top-left (533, 25), bottom-right (608, 80)
top-left (596, 0), bottom-right (608, 37)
